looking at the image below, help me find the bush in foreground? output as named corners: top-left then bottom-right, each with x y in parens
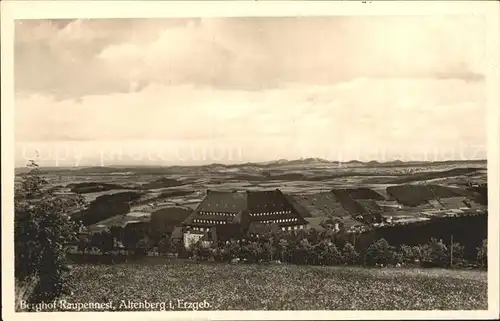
top-left (364, 238), bottom-right (396, 266)
top-left (15, 161), bottom-right (84, 307)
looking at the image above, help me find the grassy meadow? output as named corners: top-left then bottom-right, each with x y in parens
top-left (57, 262), bottom-right (487, 311)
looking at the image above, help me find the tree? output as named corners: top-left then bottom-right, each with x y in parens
top-left (15, 160), bottom-right (85, 307)
top-left (411, 245), bottom-right (424, 262)
top-left (290, 238), bottom-right (311, 265)
top-left (450, 241), bottom-right (465, 267)
top-left (89, 232), bottom-right (101, 252)
top-left (109, 226), bottom-right (123, 244)
top-left (243, 242), bottom-right (264, 263)
top-left (158, 236), bottom-right (171, 256)
top-left (134, 237), bottom-right (150, 256)
top-left (324, 243), bottom-right (343, 265)
top-left (477, 239), bottom-right (487, 268)
top-left (399, 244), bottom-right (416, 264)
top-left (122, 228), bottom-right (142, 254)
top-left (421, 238), bottom-right (449, 268)
top-left (342, 242), bottom-right (359, 265)
top-left (277, 239), bottom-right (289, 263)
top-left (98, 230), bottom-right (115, 254)
top-left (262, 241), bottom-right (274, 262)
top-left (313, 239), bottom-right (341, 265)
top-left (364, 238), bottom-right (396, 266)
top-left (77, 234), bottom-right (91, 255)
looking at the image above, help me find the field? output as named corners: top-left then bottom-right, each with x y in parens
top-left (14, 160), bottom-right (488, 229)
top-left (59, 262), bottom-right (487, 311)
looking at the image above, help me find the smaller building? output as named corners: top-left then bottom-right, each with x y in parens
top-left (183, 230), bottom-right (205, 249)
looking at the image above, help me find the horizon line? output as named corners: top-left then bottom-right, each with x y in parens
top-left (14, 157), bottom-right (488, 169)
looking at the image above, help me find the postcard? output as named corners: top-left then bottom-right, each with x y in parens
top-left (1, 1), bottom-right (499, 320)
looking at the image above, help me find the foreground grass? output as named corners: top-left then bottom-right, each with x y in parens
top-left (55, 263), bottom-right (486, 311)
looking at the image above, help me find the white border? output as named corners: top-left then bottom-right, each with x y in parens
top-left (1, 1), bottom-right (499, 320)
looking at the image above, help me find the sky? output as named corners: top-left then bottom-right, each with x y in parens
top-left (14, 16), bottom-right (487, 166)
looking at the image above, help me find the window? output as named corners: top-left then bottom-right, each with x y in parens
top-left (288, 226), bottom-right (292, 231)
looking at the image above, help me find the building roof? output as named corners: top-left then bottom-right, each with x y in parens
top-left (195, 190), bottom-right (246, 213)
top-left (288, 192), bottom-right (350, 218)
top-left (184, 189), bottom-right (308, 228)
top-left (246, 190), bottom-right (290, 213)
top-left (304, 217), bottom-right (327, 231)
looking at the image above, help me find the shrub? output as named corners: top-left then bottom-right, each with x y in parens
top-left (77, 234), bottom-right (91, 254)
top-left (313, 240), bottom-right (342, 265)
top-left (261, 242), bottom-right (274, 262)
top-left (477, 239), bottom-right (487, 268)
top-left (399, 245), bottom-right (415, 264)
top-left (421, 238), bottom-right (449, 268)
top-left (411, 245), bottom-right (425, 262)
top-left (364, 238), bottom-right (396, 266)
top-left (341, 242), bottom-right (359, 265)
top-left (15, 161), bottom-right (84, 306)
top-left (239, 242), bottom-right (264, 263)
top-left (450, 242), bottom-right (465, 267)
top-left (96, 231), bottom-right (115, 254)
top-left (134, 237), bottom-right (150, 256)
top-left (157, 237), bottom-right (171, 255)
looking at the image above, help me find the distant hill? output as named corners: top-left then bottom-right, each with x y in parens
top-left (14, 158), bottom-right (487, 175)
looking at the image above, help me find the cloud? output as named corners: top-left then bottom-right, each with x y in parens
top-left (15, 78), bottom-right (485, 151)
top-left (15, 16), bottom-right (486, 99)
top-left (13, 16), bottom-right (487, 165)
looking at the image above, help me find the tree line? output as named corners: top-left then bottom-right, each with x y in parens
top-left (190, 236), bottom-right (488, 269)
top-left (76, 224), bottom-right (488, 270)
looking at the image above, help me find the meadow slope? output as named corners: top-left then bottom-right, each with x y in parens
top-left (56, 263), bottom-right (487, 311)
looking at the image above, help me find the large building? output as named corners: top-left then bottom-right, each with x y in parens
top-left (182, 189), bottom-right (309, 235)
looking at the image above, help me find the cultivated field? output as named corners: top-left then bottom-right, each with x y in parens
top-left (59, 262), bottom-right (487, 311)
top-left (14, 159), bottom-right (488, 232)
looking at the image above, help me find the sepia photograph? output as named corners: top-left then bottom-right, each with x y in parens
top-left (2, 1), bottom-right (499, 319)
